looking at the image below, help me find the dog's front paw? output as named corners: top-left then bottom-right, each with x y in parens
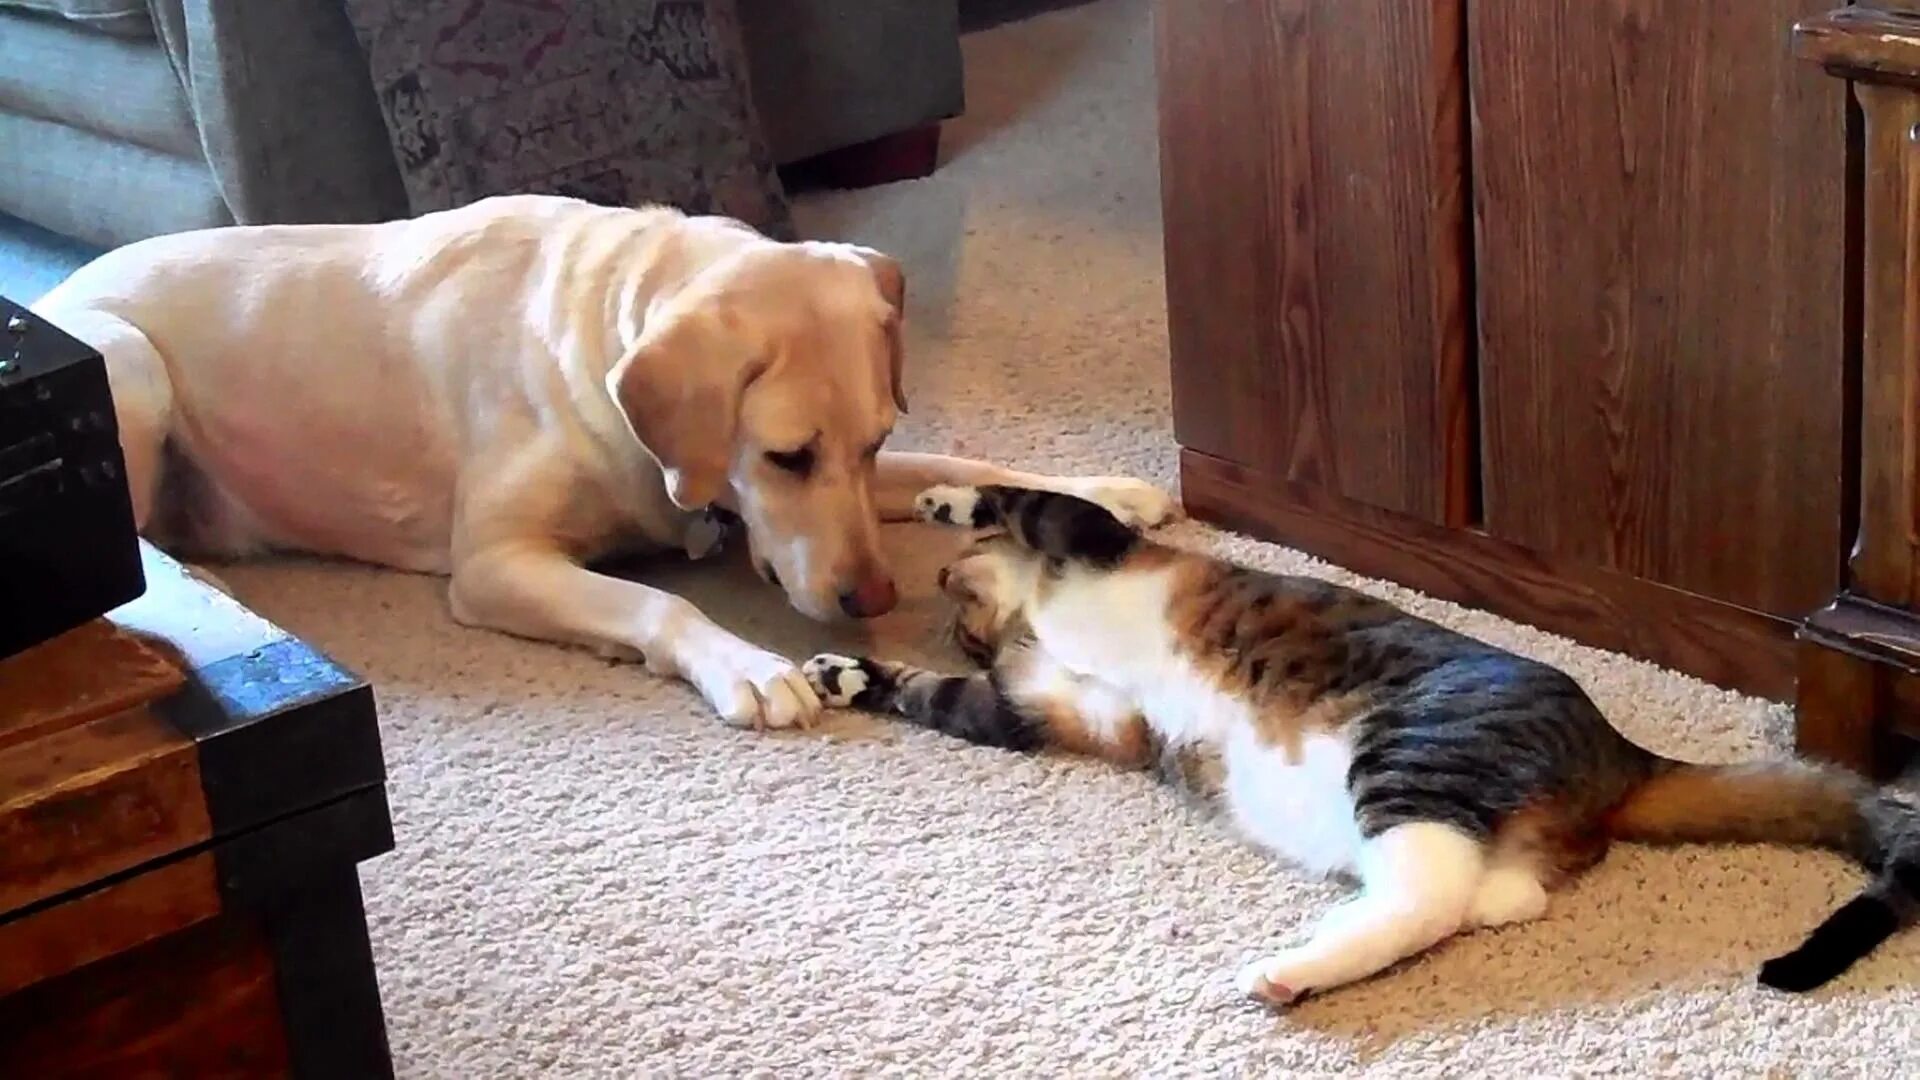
top-left (802, 653), bottom-right (879, 709)
top-left (1064, 477), bottom-right (1181, 530)
top-left (914, 485), bottom-right (984, 527)
top-left (681, 634), bottom-right (821, 731)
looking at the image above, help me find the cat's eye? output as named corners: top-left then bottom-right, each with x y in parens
top-left (765, 448), bottom-right (815, 476)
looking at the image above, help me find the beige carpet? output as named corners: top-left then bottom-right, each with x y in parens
top-left (214, 1), bottom-right (1919, 1075)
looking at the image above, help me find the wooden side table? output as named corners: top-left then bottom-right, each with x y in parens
top-left (0, 544), bottom-right (394, 1077)
top-left (1793, 5), bottom-right (1920, 780)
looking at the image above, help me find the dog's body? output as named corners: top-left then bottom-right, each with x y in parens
top-left (35, 195), bottom-right (1174, 727)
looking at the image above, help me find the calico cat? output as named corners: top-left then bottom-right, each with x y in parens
top-left (802, 484), bottom-right (1920, 1006)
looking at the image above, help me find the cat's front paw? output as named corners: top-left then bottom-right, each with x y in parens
top-left (802, 653), bottom-right (878, 709)
top-left (914, 485), bottom-right (983, 527)
top-left (1235, 954), bottom-right (1311, 1009)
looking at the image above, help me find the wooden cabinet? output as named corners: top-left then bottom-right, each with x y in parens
top-left (1159, 0), bottom-right (1851, 703)
top-left (1792, 5), bottom-right (1920, 779)
top-left (1158, 1), bottom-right (1473, 525)
top-left (1470, 1), bottom-right (1848, 618)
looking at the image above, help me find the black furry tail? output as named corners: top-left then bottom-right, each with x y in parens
top-left (1756, 787), bottom-right (1920, 991)
top-left (1608, 757), bottom-right (1920, 991)
top-left (1758, 887), bottom-right (1911, 992)
top-left (915, 484), bottom-right (1141, 567)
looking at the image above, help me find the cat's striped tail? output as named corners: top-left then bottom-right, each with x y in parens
top-left (1606, 757), bottom-right (1920, 992)
top-left (913, 484), bottom-right (1141, 566)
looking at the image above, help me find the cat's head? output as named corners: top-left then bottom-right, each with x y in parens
top-left (934, 533), bottom-right (1038, 666)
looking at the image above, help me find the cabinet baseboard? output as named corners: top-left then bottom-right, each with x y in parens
top-left (1795, 598), bottom-right (1920, 781)
top-left (1179, 449), bottom-right (1794, 701)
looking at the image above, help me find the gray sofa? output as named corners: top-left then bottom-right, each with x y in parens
top-left (0, 0), bottom-right (964, 250)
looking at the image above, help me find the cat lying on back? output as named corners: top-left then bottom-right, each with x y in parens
top-left (802, 484), bottom-right (1920, 1006)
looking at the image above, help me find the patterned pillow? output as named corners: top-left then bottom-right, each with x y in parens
top-left (341, 0), bottom-right (793, 239)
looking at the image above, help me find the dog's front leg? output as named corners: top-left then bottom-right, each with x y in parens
top-left (873, 451), bottom-right (1181, 529)
top-left (449, 543), bottom-right (821, 729)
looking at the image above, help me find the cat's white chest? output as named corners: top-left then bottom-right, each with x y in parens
top-left (1221, 729), bottom-right (1365, 878)
top-left (1029, 567), bottom-right (1365, 876)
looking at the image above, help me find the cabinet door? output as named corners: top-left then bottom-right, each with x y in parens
top-left (1470, 1), bottom-right (1847, 616)
top-left (1157, 0), bottom-right (1474, 524)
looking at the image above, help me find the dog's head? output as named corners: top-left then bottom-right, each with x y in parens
top-left (606, 234), bottom-right (907, 622)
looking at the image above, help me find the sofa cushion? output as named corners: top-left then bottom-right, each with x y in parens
top-left (1, 0), bottom-right (153, 38)
top-left (145, 0), bottom-right (411, 228)
top-left (341, 0), bottom-right (791, 237)
top-left (0, 111), bottom-right (229, 247)
top-left (0, 10), bottom-right (199, 158)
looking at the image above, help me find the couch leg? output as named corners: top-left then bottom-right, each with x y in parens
top-left (780, 125), bottom-right (943, 192)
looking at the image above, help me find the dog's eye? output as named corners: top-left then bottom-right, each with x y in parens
top-left (765, 448), bottom-right (815, 476)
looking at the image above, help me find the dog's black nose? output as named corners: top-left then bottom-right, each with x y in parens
top-left (839, 576), bottom-right (898, 618)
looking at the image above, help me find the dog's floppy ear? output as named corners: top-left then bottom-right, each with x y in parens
top-left (605, 302), bottom-right (765, 510)
top-left (856, 248), bottom-right (910, 415)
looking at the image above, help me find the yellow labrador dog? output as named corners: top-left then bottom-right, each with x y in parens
top-left (34, 195), bottom-right (1174, 728)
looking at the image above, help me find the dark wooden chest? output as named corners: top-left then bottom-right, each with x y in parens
top-left (0, 543), bottom-right (395, 1078)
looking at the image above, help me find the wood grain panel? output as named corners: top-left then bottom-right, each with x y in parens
top-left (1157, 0), bottom-right (1473, 523)
top-left (1795, 639), bottom-right (1890, 778)
top-left (1470, 1), bottom-right (1848, 616)
top-left (0, 853), bottom-right (220, 995)
top-left (0, 706), bottom-right (211, 914)
top-left (0, 915), bottom-right (291, 1078)
top-left (0, 620), bottom-right (183, 752)
top-left (1847, 82), bottom-right (1920, 606)
top-left (1182, 449), bottom-right (1795, 700)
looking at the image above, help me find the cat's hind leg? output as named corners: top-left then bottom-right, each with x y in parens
top-left (1238, 822), bottom-right (1486, 1006)
top-left (1467, 864), bottom-right (1549, 929)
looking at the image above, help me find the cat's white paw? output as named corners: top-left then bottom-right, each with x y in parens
top-left (1236, 953), bottom-right (1311, 1008)
top-left (1063, 477), bottom-right (1181, 530)
top-left (802, 653), bottom-right (870, 708)
top-left (915, 485), bottom-right (981, 526)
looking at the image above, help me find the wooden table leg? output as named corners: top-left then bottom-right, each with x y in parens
top-left (262, 868), bottom-right (394, 1080)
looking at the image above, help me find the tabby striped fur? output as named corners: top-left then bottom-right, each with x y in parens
top-left (804, 484), bottom-right (1920, 1005)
